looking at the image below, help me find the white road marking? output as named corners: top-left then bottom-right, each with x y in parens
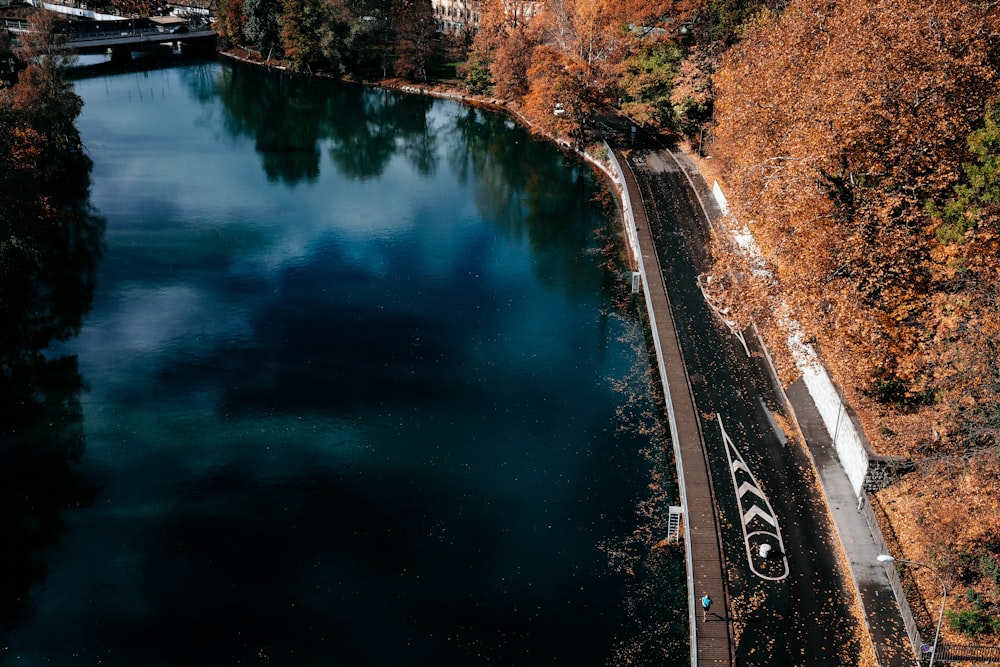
top-left (719, 413), bottom-right (789, 581)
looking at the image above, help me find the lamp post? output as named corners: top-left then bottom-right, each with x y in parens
top-left (878, 554), bottom-right (947, 666)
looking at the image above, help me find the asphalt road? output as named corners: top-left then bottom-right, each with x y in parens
top-left (623, 142), bottom-right (864, 666)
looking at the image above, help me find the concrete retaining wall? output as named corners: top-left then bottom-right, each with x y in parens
top-left (711, 182), bottom-right (870, 497)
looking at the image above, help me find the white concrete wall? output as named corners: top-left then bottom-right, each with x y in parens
top-left (30, 0), bottom-right (121, 20)
top-left (786, 321), bottom-right (870, 495)
top-left (712, 181), bottom-right (730, 215)
top-left (605, 147), bottom-right (641, 269)
top-left (712, 181), bottom-right (870, 496)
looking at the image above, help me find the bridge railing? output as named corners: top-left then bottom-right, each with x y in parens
top-left (4, 17), bottom-right (30, 32)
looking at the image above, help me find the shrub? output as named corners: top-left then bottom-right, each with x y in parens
top-left (947, 609), bottom-right (990, 637)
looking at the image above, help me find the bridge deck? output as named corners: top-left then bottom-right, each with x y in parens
top-left (3, 16), bottom-right (215, 54)
top-left (63, 28), bottom-right (217, 53)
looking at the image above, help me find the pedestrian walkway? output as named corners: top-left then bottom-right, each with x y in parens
top-left (611, 145), bottom-right (734, 666)
top-left (785, 380), bottom-right (915, 667)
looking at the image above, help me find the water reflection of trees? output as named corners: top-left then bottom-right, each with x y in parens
top-left (449, 105), bottom-right (615, 296)
top-left (0, 355), bottom-right (98, 631)
top-left (213, 61), bottom-right (437, 184)
top-left (0, 34), bottom-right (104, 632)
top-left (210, 59), bottom-right (616, 296)
top-left (215, 64), bottom-right (324, 183)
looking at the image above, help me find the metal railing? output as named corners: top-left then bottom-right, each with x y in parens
top-left (935, 642), bottom-right (1000, 663)
top-left (4, 17), bottom-right (30, 31)
top-left (859, 493), bottom-right (925, 658)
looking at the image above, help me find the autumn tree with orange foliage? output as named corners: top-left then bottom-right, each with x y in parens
top-left (465, 0), bottom-right (778, 141)
top-left (713, 0), bottom-right (1000, 443)
top-left (465, 0), bottom-right (542, 98)
top-left (1, 10), bottom-right (104, 360)
top-left (214, 0), bottom-right (248, 50)
top-left (711, 0), bottom-right (1000, 638)
top-left (520, 0), bottom-right (657, 139)
top-left (467, 0), bottom-right (672, 140)
top-left (390, 0), bottom-right (437, 80)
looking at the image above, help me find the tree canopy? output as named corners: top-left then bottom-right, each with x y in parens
top-left (709, 0), bottom-right (1000, 635)
top-left (1, 11), bottom-right (105, 362)
top-left (712, 0), bottom-right (1000, 453)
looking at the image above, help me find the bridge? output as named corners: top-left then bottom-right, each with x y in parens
top-left (3, 15), bottom-right (216, 58)
top-left (61, 20), bottom-right (215, 55)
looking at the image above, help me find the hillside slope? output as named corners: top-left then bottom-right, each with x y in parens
top-left (710, 0), bottom-right (1000, 643)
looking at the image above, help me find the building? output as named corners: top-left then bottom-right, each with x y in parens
top-left (433, 0), bottom-right (478, 33)
top-left (432, 0), bottom-right (539, 34)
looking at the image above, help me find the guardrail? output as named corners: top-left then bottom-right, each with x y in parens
top-left (4, 18), bottom-right (30, 31)
top-left (860, 493), bottom-right (926, 660)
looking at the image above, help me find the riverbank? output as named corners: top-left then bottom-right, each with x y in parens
top-left (218, 48), bottom-right (634, 189)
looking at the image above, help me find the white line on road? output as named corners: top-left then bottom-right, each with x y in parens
top-left (719, 414), bottom-right (789, 581)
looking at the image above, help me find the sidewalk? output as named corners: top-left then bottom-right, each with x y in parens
top-left (784, 379), bottom-right (915, 667)
top-left (612, 145), bottom-right (734, 667)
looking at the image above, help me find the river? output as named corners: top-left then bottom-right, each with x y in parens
top-left (4, 58), bottom-right (685, 666)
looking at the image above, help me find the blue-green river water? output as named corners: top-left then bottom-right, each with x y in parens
top-left (5, 59), bottom-right (684, 666)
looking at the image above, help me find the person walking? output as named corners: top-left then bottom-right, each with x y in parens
top-left (700, 593), bottom-right (712, 622)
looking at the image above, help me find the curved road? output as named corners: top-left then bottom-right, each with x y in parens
top-left (619, 136), bottom-right (864, 665)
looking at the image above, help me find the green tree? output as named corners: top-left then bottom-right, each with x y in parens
top-left (280, 0), bottom-right (326, 71)
top-left (321, 0), bottom-right (392, 78)
top-left (245, 0), bottom-right (283, 58)
top-left (460, 50), bottom-right (493, 94)
top-left (964, 104), bottom-right (1000, 208)
top-left (619, 42), bottom-right (681, 128)
top-left (932, 101), bottom-right (1000, 243)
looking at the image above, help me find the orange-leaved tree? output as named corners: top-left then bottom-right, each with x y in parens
top-left (712, 0), bottom-right (1000, 450)
top-left (390, 0), bottom-right (436, 80)
top-left (467, 0), bottom-right (542, 98)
